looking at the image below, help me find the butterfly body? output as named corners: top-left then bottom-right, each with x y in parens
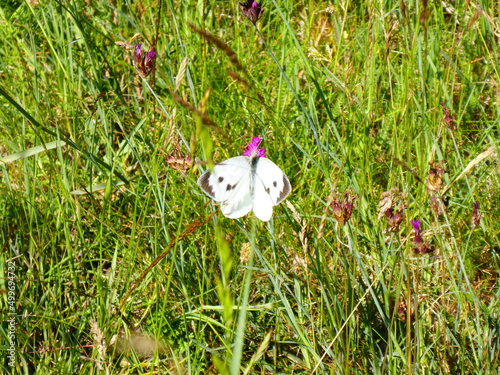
top-left (197, 155), bottom-right (291, 221)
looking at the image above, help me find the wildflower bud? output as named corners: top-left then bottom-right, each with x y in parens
top-left (426, 162), bottom-right (445, 191)
top-left (330, 192), bottom-right (356, 226)
top-left (133, 43), bottom-right (156, 78)
top-left (134, 44), bottom-right (143, 66)
top-left (410, 219), bottom-right (434, 254)
top-left (145, 51), bottom-right (156, 70)
top-left (410, 220), bottom-right (423, 245)
top-left (385, 208), bottom-right (404, 231)
top-left (239, 1), bottom-right (264, 24)
top-left (440, 101), bottom-right (455, 130)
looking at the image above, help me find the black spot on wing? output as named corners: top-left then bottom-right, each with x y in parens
top-left (226, 183), bottom-right (238, 191)
top-left (273, 181), bottom-right (277, 187)
top-left (218, 176), bottom-right (224, 183)
top-left (198, 172), bottom-right (215, 198)
top-left (276, 175), bottom-right (291, 203)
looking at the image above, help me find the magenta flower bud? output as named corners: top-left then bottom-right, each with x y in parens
top-left (145, 51), bottom-right (156, 68)
top-left (410, 219), bottom-right (421, 232)
top-left (134, 44), bottom-right (143, 66)
top-left (410, 219), bottom-right (434, 254)
top-left (330, 193), bottom-right (356, 226)
top-left (133, 43), bottom-right (156, 78)
top-left (239, 1), bottom-right (264, 24)
top-left (411, 219), bottom-right (423, 245)
top-left (332, 201), bottom-right (342, 217)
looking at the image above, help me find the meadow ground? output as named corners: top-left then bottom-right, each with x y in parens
top-left (1, 0), bottom-right (499, 374)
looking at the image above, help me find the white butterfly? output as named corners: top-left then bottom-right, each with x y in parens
top-left (197, 153), bottom-right (291, 222)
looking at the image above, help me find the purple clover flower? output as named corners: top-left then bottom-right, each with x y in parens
top-left (330, 193), bottom-right (357, 226)
top-left (145, 50), bottom-right (156, 69)
top-left (332, 200), bottom-right (342, 217)
top-left (385, 208), bottom-right (403, 231)
top-left (239, 1), bottom-right (264, 24)
top-left (134, 44), bottom-right (143, 66)
top-left (243, 137), bottom-right (266, 158)
top-left (410, 219), bottom-right (423, 245)
top-left (392, 211), bottom-right (402, 222)
top-left (411, 219), bottom-right (434, 254)
top-left (410, 219), bottom-right (421, 230)
top-left (133, 43), bottom-right (156, 78)
top-left (440, 101), bottom-right (455, 130)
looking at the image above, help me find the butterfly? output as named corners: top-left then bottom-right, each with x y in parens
top-left (197, 138), bottom-right (291, 221)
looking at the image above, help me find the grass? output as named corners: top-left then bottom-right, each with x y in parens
top-left (1, 0), bottom-right (499, 374)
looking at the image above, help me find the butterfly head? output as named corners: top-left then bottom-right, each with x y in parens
top-left (243, 137), bottom-right (266, 158)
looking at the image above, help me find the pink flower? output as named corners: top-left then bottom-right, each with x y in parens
top-left (134, 44), bottom-right (143, 66)
top-left (239, 1), bottom-right (264, 24)
top-left (133, 43), bottom-right (156, 78)
top-left (145, 51), bottom-right (156, 69)
top-left (330, 192), bottom-right (357, 226)
top-left (411, 219), bottom-right (434, 254)
top-left (410, 219), bottom-right (422, 244)
top-left (243, 137), bottom-right (266, 158)
top-left (385, 208), bottom-right (403, 231)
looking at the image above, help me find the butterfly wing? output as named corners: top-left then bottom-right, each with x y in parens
top-left (220, 176), bottom-right (254, 218)
top-left (197, 156), bottom-right (254, 218)
top-left (198, 156), bottom-right (291, 221)
top-left (252, 158), bottom-right (292, 221)
top-left (252, 178), bottom-right (275, 221)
